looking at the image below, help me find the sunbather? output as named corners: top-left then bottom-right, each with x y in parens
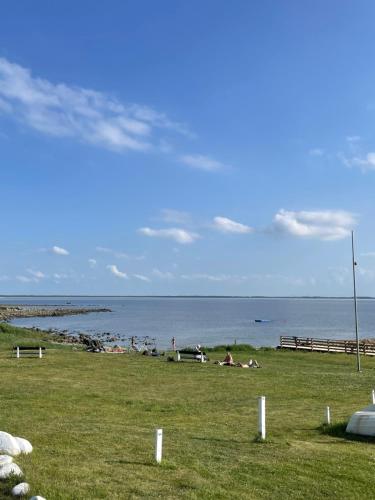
top-left (222, 351), bottom-right (234, 366)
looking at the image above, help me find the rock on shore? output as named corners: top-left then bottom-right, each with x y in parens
top-left (0, 305), bottom-right (111, 322)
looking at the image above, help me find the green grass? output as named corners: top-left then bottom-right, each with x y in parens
top-left (1, 323), bottom-right (375, 499)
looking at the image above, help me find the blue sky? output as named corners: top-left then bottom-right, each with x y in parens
top-left (1, 0), bottom-right (375, 296)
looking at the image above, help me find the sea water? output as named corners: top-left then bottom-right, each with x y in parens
top-left (4, 296), bottom-right (375, 349)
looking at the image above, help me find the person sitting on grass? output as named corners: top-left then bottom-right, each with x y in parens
top-left (222, 351), bottom-right (234, 366)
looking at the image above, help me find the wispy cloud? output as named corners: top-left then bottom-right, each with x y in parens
top-left (138, 227), bottom-right (200, 244)
top-left (346, 136), bottom-right (361, 143)
top-left (16, 275), bottom-right (35, 283)
top-left (361, 252), bottom-right (375, 258)
top-left (0, 58), bottom-right (193, 154)
top-left (179, 154), bottom-right (227, 172)
top-left (160, 209), bottom-right (191, 225)
top-left (96, 246), bottom-right (129, 258)
top-left (133, 274), bottom-right (151, 282)
top-left (88, 258), bottom-right (97, 268)
top-left (107, 264), bottom-right (128, 279)
top-left (152, 268), bottom-right (174, 279)
top-left (309, 148), bottom-right (324, 156)
top-left (273, 209), bottom-right (356, 240)
top-left (181, 273), bottom-right (248, 282)
top-left (212, 216), bottom-right (253, 234)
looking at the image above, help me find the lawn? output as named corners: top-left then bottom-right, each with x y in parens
top-left (1, 323), bottom-right (375, 499)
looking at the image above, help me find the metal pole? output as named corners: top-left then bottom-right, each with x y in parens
top-left (351, 230), bottom-right (361, 372)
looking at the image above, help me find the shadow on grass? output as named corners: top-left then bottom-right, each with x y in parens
top-left (191, 436), bottom-right (248, 444)
top-left (108, 459), bottom-right (154, 467)
top-left (319, 421), bottom-right (375, 443)
top-left (107, 458), bottom-right (177, 469)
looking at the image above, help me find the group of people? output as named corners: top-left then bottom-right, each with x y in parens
top-left (216, 351), bottom-right (261, 368)
top-left (171, 338), bottom-right (261, 368)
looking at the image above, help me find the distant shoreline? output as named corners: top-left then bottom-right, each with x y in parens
top-left (0, 295), bottom-right (372, 300)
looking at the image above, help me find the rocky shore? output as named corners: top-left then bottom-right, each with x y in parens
top-left (0, 305), bottom-right (111, 322)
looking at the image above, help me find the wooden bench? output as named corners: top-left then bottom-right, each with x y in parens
top-left (13, 346), bottom-right (46, 358)
top-left (176, 350), bottom-right (207, 362)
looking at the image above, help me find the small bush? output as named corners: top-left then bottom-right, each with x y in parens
top-left (202, 343), bottom-right (257, 352)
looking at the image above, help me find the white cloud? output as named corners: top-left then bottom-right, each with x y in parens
top-left (133, 274), bottom-right (151, 282)
top-left (152, 268), bottom-right (174, 279)
top-left (27, 269), bottom-right (46, 279)
top-left (138, 227), bottom-right (200, 244)
top-left (160, 209), bottom-right (191, 225)
top-left (51, 245), bottom-right (69, 256)
top-left (88, 258), bottom-right (97, 268)
top-left (273, 209), bottom-right (356, 241)
top-left (340, 152), bottom-right (375, 172)
top-left (0, 57), bottom-right (189, 154)
top-left (179, 154), bottom-right (227, 172)
top-left (309, 148), bottom-right (324, 156)
top-left (213, 216), bottom-right (253, 234)
top-left (107, 264), bottom-right (128, 279)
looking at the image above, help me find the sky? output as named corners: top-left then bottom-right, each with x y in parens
top-left (1, 0), bottom-right (375, 296)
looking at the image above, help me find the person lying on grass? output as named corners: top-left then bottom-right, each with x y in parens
top-left (235, 359), bottom-right (261, 368)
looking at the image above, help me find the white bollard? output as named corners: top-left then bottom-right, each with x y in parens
top-left (372, 390), bottom-right (375, 405)
top-left (39, 347), bottom-right (42, 359)
top-left (155, 428), bottom-right (163, 463)
top-left (258, 396), bottom-right (266, 440)
top-left (176, 351), bottom-right (181, 362)
top-left (325, 406), bottom-right (331, 425)
top-left (16, 346), bottom-right (20, 359)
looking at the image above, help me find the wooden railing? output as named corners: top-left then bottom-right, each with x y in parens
top-left (279, 336), bottom-right (375, 356)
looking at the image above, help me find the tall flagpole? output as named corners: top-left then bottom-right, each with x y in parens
top-left (351, 230), bottom-right (361, 372)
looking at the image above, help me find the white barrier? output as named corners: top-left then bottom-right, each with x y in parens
top-left (325, 406), bottom-right (331, 425)
top-left (258, 396), bottom-right (266, 440)
top-left (155, 428), bottom-right (163, 463)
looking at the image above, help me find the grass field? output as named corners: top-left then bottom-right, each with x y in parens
top-left (1, 323), bottom-right (375, 499)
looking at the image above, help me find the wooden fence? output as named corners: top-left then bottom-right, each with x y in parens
top-left (279, 336), bottom-right (375, 356)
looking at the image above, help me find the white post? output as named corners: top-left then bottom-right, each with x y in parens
top-left (155, 428), bottom-right (163, 463)
top-left (16, 347), bottom-right (20, 359)
top-left (200, 353), bottom-right (204, 363)
top-left (372, 390), bottom-right (375, 405)
top-left (325, 406), bottom-right (331, 425)
top-left (176, 351), bottom-right (181, 362)
top-left (258, 396), bottom-right (266, 440)
top-left (39, 347), bottom-right (42, 359)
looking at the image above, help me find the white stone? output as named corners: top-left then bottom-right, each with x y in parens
top-left (0, 462), bottom-right (23, 479)
top-left (11, 482), bottom-right (30, 496)
top-left (346, 403), bottom-right (375, 436)
top-left (14, 437), bottom-right (33, 454)
top-left (0, 454), bottom-right (13, 465)
top-left (29, 497), bottom-right (46, 500)
top-left (0, 431), bottom-right (21, 456)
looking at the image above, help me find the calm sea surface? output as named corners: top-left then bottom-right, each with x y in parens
top-left (4, 296), bottom-right (375, 349)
